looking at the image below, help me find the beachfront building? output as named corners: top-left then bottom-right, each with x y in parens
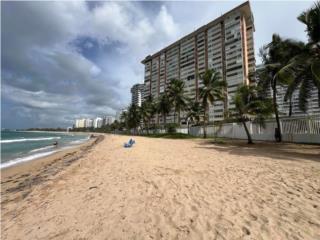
top-left (85, 119), bottom-right (93, 128)
top-left (104, 116), bottom-right (115, 125)
top-left (131, 84), bottom-right (145, 107)
top-left (75, 118), bottom-right (86, 128)
top-left (141, 1), bottom-right (255, 124)
top-left (93, 117), bottom-right (103, 128)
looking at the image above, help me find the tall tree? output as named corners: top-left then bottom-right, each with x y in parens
top-left (277, 2), bottom-right (320, 112)
top-left (186, 100), bottom-right (203, 134)
top-left (157, 93), bottom-right (172, 129)
top-left (127, 104), bottom-right (141, 134)
top-left (140, 100), bottom-right (152, 134)
top-left (199, 69), bottom-right (226, 138)
top-left (234, 85), bottom-right (273, 144)
top-left (167, 79), bottom-right (188, 125)
top-left (258, 34), bottom-right (305, 142)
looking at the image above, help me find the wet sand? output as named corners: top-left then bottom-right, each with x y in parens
top-left (1, 134), bottom-right (320, 239)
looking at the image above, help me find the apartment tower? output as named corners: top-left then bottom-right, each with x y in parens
top-left (141, 1), bottom-right (255, 124)
top-left (131, 83), bottom-right (145, 107)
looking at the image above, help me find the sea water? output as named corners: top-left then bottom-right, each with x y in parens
top-left (1, 131), bottom-right (89, 169)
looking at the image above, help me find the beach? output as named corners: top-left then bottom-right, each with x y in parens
top-left (1, 134), bottom-right (320, 239)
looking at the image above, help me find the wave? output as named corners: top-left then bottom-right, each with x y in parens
top-left (1, 137), bottom-right (61, 144)
top-left (0, 150), bottom-right (57, 169)
top-left (69, 138), bottom-right (89, 145)
top-left (29, 145), bottom-right (55, 153)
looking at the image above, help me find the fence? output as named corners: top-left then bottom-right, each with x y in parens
top-left (188, 116), bottom-right (320, 144)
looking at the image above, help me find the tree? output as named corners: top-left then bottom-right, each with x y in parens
top-left (234, 85), bottom-right (273, 144)
top-left (140, 100), bottom-right (152, 134)
top-left (140, 96), bottom-right (157, 133)
top-left (157, 92), bottom-right (172, 129)
top-left (120, 110), bottom-right (128, 130)
top-left (127, 104), bottom-right (141, 134)
top-left (277, 2), bottom-right (320, 112)
top-left (186, 100), bottom-right (203, 134)
top-left (199, 69), bottom-right (226, 138)
top-left (167, 79), bottom-right (188, 125)
top-left (258, 34), bottom-right (305, 141)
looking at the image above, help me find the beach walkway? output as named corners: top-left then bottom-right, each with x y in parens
top-left (1, 135), bottom-right (320, 239)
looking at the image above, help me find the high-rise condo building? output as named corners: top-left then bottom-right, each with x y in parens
top-left (131, 84), bottom-right (145, 107)
top-left (93, 117), bottom-right (103, 128)
top-left (141, 1), bottom-right (255, 124)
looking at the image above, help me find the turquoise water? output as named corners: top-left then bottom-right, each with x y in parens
top-left (1, 131), bottom-right (89, 168)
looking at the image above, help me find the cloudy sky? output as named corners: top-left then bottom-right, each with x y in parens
top-left (1, 0), bottom-right (313, 129)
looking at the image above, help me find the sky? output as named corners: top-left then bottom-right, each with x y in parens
top-left (1, 0), bottom-right (313, 129)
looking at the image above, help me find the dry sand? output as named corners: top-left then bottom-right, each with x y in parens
top-left (1, 134), bottom-right (320, 240)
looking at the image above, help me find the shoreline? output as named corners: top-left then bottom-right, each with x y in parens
top-left (1, 134), bottom-right (104, 205)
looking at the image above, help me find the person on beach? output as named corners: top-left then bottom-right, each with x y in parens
top-left (53, 141), bottom-right (58, 147)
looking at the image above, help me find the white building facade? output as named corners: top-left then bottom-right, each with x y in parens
top-left (93, 117), bottom-right (103, 128)
top-left (130, 84), bottom-right (145, 107)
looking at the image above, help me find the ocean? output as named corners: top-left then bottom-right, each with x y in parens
top-left (1, 131), bottom-right (90, 169)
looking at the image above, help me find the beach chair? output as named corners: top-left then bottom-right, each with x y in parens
top-left (123, 138), bottom-right (135, 148)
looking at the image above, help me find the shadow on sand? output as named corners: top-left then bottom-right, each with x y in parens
top-left (195, 139), bottom-right (320, 163)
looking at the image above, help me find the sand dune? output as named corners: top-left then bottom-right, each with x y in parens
top-left (1, 135), bottom-right (320, 239)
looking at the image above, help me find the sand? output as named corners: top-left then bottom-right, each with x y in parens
top-left (1, 134), bottom-right (320, 240)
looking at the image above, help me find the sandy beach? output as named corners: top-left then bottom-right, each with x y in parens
top-left (1, 134), bottom-right (320, 239)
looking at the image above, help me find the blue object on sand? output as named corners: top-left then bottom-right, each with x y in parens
top-left (123, 138), bottom-right (135, 148)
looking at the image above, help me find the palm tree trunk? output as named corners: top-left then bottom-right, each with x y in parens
top-left (289, 97), bottom-right (293, 117)
top-left (272, 85), bottom-right (282, 142)
top-left (174, 109), bottom-right (176, 124)
top-left (163, 113), bottom-right (166, 132)
top-left (242, 120), bottom-right (253, 144)
top-left (203, 107), bottom-right (207, 138)
top-left (178, 110), bottom-right (181, 126)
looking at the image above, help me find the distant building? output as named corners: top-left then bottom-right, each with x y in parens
top-left (75, 118), bottom-right (86, 128)
top-left (93, 117), bottom-right (103, 128)
top-left (131, 83), bottom-right (145, 107)
top-left (104, 116), bottom-right (115, 125)
top-left (118, 109), bottom-right (128, 123)
top-left (85, 118), bottom-right (93, 128)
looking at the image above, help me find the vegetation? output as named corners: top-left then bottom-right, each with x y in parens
top-left (233, 85), bottom-right (273, 144)
top-left (167, 79), bottom-right (189, 124)
top-left (157, 92), bottom-right (171, 128)
top-left (258, 1), bottom-right (320, 142)
top-left (199, 69), bottom-right (227, 138)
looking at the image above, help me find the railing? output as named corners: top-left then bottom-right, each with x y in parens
top-left (189, 115), bottom-right (320, 144)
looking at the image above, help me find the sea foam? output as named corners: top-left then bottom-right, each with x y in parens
top-left (0, 150), bottom-right (57, 169)
top-left (1, 137), bottom-right (61, 144)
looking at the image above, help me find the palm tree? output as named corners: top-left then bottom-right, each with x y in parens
top-left (127, 104), bottom-right (141, 134)
top-left (186, 100), bottom-right (203, 134)
top-left (234, 85), bottom-right (273, 144)
top-left (167, 79), bottom-right (188, 125)
top-left (140, 100), bottom-right (152, 134)
top-left (277, 2), bottom-right (320, 112)
top-left (120, 110), bottom-right (128, 130)
top-left (142, 96), bottom-right (157, 133)
top-left (258, 34), bottom-right (305, 142)
top-left (199, 69), bottom-right (226, 138)
top-left (157, 93), bottom-right (172, 129)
